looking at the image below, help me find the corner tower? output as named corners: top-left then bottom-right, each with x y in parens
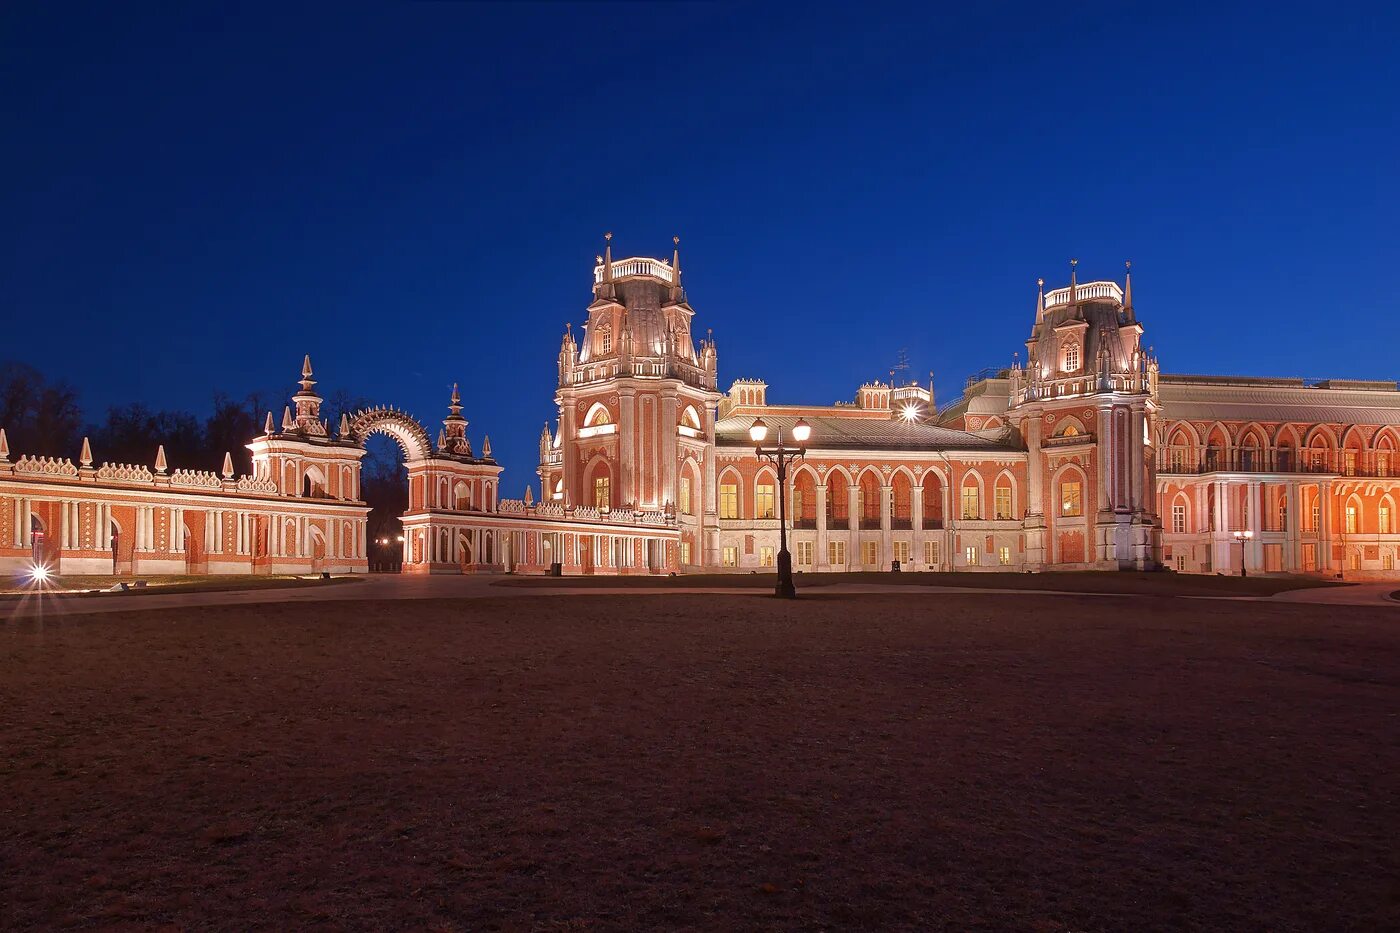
top-left (1007, 261), bottom-right (1161, 569)
top-left (550, 235), bottom-right (721, 562)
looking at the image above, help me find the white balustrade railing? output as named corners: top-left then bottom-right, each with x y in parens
top-left (592, 256), bottom-right (674, 284)
top-left (1043, 281), bottom-right (1123, 306)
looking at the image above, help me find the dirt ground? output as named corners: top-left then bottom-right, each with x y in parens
top-left (2, 593), bottom-right (1398, 931)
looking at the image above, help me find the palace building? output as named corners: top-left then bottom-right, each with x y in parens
top-left (4, 240), bottom-right (1398, 579)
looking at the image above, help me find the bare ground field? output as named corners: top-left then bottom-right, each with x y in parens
top-left (2, 593), bottom-right (1398, 931)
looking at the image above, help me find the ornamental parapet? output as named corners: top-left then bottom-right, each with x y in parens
top-left (97, 463), bottom-right (156, 484)
top-left (490, 499), bottom-right (676, 527)
top-left (170, 469), bottom-right (222, 489)
top-left (14, 456), bottom-right (79, 478)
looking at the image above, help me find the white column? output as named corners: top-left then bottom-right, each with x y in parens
top-left (880, 484), bottom-right (893, 568)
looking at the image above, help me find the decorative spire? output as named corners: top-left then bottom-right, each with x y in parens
top-left (482, 435), bottom-right (492, 458)
top-left (1068, 258), bottom-right (1078, 303)
top-left (154, 444), bottom-right (167, 474)
top-left (524, 485), bottom-right (534, 506)
top-left (602, 232), bottom-right (613, 282)
top-left (300, 354), bottom-right (315, 393)
top-left (222, 451), bottom-right (234, 478)
top-left (79, 436), bottom-right (93, 467)
top-left (448, 383), bottom-right (463, 418)
top-left (670, 235), bottom-right (682, 299)
top-left (282, 406), bottom-right (294, 430)
top-left (0, 427), bottom-right (9, 461)
top-left (437, 428), bottom-right (446, 449)
top-left (339, 412), bottom-right (350, 437)
top-left (1123, 260), bottom-right (1135, 322)
top-left (1035, 277), bottom-right (1045, 323)
top-left (291, 355), bottom-right (325, 435)
top-left (265, 411), bottom-right (275, 434)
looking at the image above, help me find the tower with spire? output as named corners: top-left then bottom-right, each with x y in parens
top-left (1007, 260), bottom-right (1160, 570)
top-left (550, 234), bottom-right (721, 563)
top-left (247, 356), bottom-right (367, 500)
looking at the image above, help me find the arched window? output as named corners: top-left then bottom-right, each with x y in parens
top-left (1345, 496), bottom-right (1360, 534)
top-left (718, 469), bottom-right (740, 519)
top-left (755, 471), bottom-right (776, 519)
top-left (994, 474), bottom-right (1015, 520)
top-left (680, 406), bottom-right (702, 433)
top-left (596, 324), bottom-right (612, 355)
top-left (586, 403), bottom-right (613, 427)
top-left (1059, 471), bottom-right (1084, 517)
top-left (1063, 341), bottom-right (1080, 372)
top-left (960, 476), bottom-right (981, 520)
top-left (678, 474), bottom-right (693, 515)
top-left (921, 471), bottom-right (944, 528)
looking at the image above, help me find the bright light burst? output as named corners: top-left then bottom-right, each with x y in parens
top-left (900, 403), bottom-right (922, 423)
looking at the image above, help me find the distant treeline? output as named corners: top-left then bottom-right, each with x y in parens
top-left (1, 361), bottom-right (407, 542)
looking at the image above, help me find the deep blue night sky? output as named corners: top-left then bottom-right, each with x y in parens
top-left (3, 2), bottom-right (1397, 492)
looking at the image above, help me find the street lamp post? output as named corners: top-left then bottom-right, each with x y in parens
top-left (1232, 529), bottom-right (1254, 577)
top-left (750, 417), bottom-right (811, 599)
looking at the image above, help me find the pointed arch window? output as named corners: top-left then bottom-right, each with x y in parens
top-left (1063, 341), bottom-right (1081, 373)
top-left (596, 324), bottom-right (612, 355)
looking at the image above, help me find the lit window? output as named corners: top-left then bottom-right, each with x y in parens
top-left (593, 476), bottom-right (610, 511)
top-left (1310, 503), bottom-right (1320, 532)
top-left (678, 477), bottom-right (692, 515)
top-left (995, 486), bottom-right (1013, 520)
top-left (719, 483), bottom-right (739, 519)
top-left (893, 541), bottom-right (910, 564)
top-left (1381, 505), bottom-right (1392, 535)
top-left (828, 540), bottom-right (846, 566)
top-left (792, 488), bottom-right (804, 522)
top-left (1172, 503), bottom-right (1187, 534)
top-left (586, 405), bottom-right (612, 427)
top-left (998, 546), bottom-right (1012, 566)
top-left (1060, 423), bottom-right (1080, 438)
top-left (964, 545), bottom-right (979, 566)
top-left (1345, 505), bottom-right (1359, 534)
top-left (722, 546), bottom-right (738, 567)
top-left (924, 540), bottom-right (940, 566)
top-left (1061, 480), bottom-right (1083, 517)
top-left (1344, 450), bottom-right (1357, 476)
top-left (759, 546), bottom-right (774, 567)
top-left (755, 483), bottom-right (775, 519)
top-left (862, 541), bottom-right (878, 567)
top-left (597, 325), bottom-right (612, 354)
top-left (1383, 550), bottom-right (1395, 571)
top-left (1349, 550), bottom-right (1362, 571)
top-left (1064, 342), bottom-right (1080, 372)
top-left (795, 541), bottom-right (813, 566)
top-left (961, 485), bottom-right (980, 520)
top-left (680, 541), bottom-right (692, 565)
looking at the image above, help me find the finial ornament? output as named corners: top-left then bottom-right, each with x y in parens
top-left (154, 445), bottom-right (168, 474)
top-left (265, 411), bottom-right (275, 434)
top-left (0, 427), bottom-right (9, 461)
top-left (673, 235), bottom-right (680, 245)
top-left (604, 231), bottom-right (612, 241)
top-left (222, 451), bottom-right (234, 478)
top-left (80, 437), bottom-right (93, 467)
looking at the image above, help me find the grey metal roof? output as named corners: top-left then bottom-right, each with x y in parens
top-left (1159, 379), bottom-right (1400, 426)
top-left (715, 414), bottom-right (1020, 452)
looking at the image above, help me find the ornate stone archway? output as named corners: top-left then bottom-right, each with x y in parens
top-left (345, 407), bottom-right (433, 463)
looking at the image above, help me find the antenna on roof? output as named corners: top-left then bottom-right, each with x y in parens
top-left (892, 348), bottom-right (911, 387)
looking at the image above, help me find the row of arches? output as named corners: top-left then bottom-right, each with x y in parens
top-left (1160, 421), bottom-right (1400, 476)
top-left (1164, 485), bottom-right (1397, 536)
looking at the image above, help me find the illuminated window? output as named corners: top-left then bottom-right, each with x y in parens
top-left (792, 487), bottom-right (804, 522)
top-left (1060, 422), bottom-right (1081, 438)
top-left (964, 545), bottom-right (979, 566)
top-left (596, 324), bottom-right (612, 354)
top-left (1344, 450), bottom-right (1357, 476)
top-left (678, 476), bottom-right (692, 515)
top-left (719, 483), bottom-right (739, 519)
top-left (1064, 342), bottom-right (1080, 372)
top-left (1383, 550), bottom-right (1395, 571)
top-left (1279, 499), bottom-right (1288, 532)
top-left (862, 540), bottom-right (878, 567)
top-left (1345, 504), bottom-right (1359, 534)
top-left (722, 546), bottom-right (738, 567)
top-left (680, 541), bottom-right (692, 565)
top-left (1349, 550), bottom-right (1362, 571)
top-left (759, 546), bottom-right (774, 567)
top-left (1060, 480), bottom-right (1083, 517)
top-left (593, 476), bottom-right (610, 511)
top-left (995, 486), bottom-right (1013, 520)
top-left (893, 541), bottom-right (910, 564)
top-left (586, 405), bottom-right (612, 427)
top-left (998, 546), bottom-right (1012, 566)
top-left (795, 541), bottom-right (813, 566)
top-left (924, 540), bottom-right (940, 566)
top-left (1310, 502), bottom-right (1320, 532)
top-left (1171, 503), bottom-right (1186, 534)
top-left (755, 483), bottom-right (775, 519)
top-left (1381, 505), bottom-right (1392, 535)
top-left (828, 540), bottom-right (846, 566)
top-left (961, 485), bottom-right (980, 520)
